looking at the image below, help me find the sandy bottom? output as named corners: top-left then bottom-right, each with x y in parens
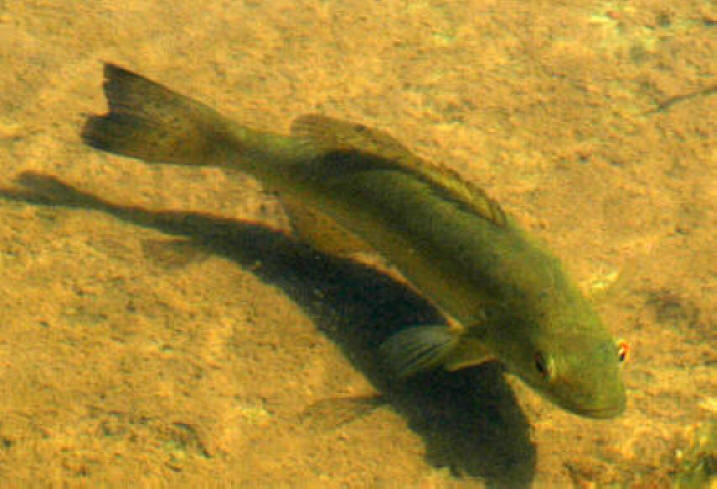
top-left (0, 0), bottom-right (715, 487)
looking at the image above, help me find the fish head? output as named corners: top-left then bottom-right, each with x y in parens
top-left (488, 299), bottom-right (628, 419)
top-left (525, 331), bottom-right (628, 418)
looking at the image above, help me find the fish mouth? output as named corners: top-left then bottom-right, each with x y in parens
top-left (567, 400), bottom-right (626, 419)
top-left (533, 381), bottom-right (627, 419)
top-left (549, 380), bottom-right (627, 419)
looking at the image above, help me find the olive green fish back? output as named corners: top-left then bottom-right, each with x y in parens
top-left (291, 115), bottom-right (508, 228)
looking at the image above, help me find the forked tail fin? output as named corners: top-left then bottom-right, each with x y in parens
top-left (82, 63), bottom-right (236, 166)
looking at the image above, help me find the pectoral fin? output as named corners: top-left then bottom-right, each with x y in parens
top-left (380, 325), bottom-right (460, 378)
top-left (380, 325), bottom-right (496, 378)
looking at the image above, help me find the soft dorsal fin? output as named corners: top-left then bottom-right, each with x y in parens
top-left (291, 115), bottom-right (508, 228)
top-left (291, 114), bottom-right (422, 164)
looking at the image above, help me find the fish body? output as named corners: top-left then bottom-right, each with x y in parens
top-left (83, 64), bottom-right (626, 418)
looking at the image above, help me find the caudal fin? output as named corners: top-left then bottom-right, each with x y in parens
top-left (82, 63), bottom-right (234, 166)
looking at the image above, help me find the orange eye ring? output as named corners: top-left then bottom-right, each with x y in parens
top-left (617, 339), bottom-right (630, 363)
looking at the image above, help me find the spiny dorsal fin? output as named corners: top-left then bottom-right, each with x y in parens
top-left (291, 115), bottom-right (507, 228)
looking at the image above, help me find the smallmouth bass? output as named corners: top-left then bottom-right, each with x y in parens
top-left (83, 64), bottom-right (627, 419)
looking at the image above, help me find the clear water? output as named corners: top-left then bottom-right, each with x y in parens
top-left (0, 0), bottom-right (714, 486)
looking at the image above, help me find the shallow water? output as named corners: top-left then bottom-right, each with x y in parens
top-left (0, 0), bottom-right (715, 487)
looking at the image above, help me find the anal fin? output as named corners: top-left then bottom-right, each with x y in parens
top-left (281, 197), bottom-right (375, 257)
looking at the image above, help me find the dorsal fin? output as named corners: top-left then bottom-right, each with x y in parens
top-left (291, 115), bottom-right (508, 228)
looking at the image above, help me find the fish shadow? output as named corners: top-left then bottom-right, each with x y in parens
top-left (2, 171), bottom-right (535, 487)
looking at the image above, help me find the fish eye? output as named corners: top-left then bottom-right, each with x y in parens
top-left (534, 352), bottom-right (550, 379)
top-left (617, 339), bottom-right (630, 363)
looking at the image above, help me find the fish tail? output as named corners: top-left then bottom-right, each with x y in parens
top-left (82, 63), bottom-right (239, 167)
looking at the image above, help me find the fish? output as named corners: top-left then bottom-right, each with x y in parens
top-left (82, 63), bottom-right (627, 419)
